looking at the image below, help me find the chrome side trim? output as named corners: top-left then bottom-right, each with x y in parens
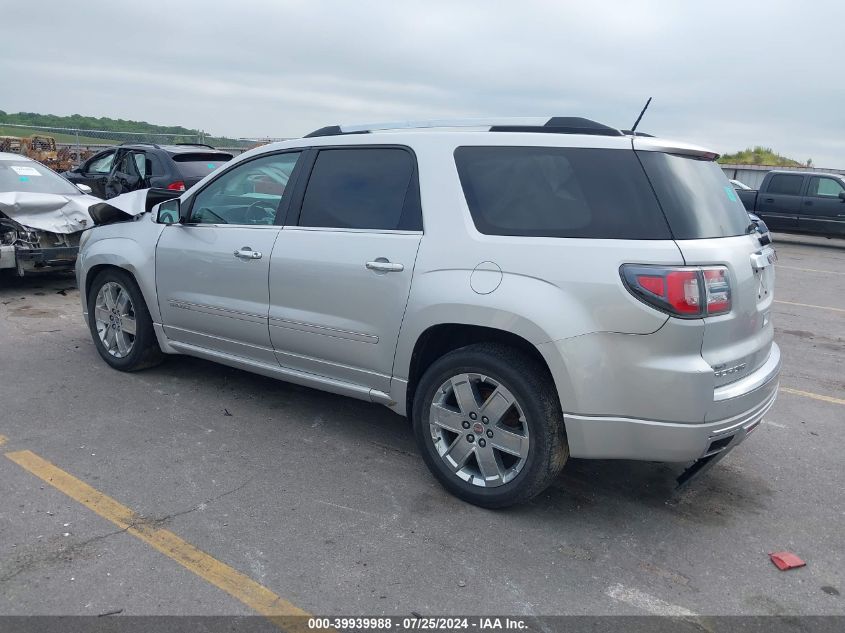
top-left (168, 340), bottom-right (394, 406)
top-left (268, 316), bottom-right (379, 344)
top-left (178, 224), bottom-right (282, 230)
top-left (167, 300), bottom-right (266, 324)
top-left (714, 343), bottom-right (781, 402)
top-left (281, 226), bottom-right (423, 236)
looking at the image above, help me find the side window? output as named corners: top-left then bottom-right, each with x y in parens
top-left (86, 151), bottom-right (115, 174)
top-left (132, 152), bottom-right (149, 178)
top-left (188, 152), bottom-right (300, 225)
top-left (768, 174), bottom-right (804, 196)
top-left (808, 177), bottom-right (845, 198)
top-left (298, 148), bottom-right (421, 231)
top-left (114, 151), bottom-right (140, 177)
top-left (457, 147), bottom-right (673, 239)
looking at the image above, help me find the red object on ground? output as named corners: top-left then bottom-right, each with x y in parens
top-left (769, 552), bottom-right (806, 570)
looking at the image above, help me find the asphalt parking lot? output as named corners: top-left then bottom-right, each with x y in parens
top-left (1, 233), bottom-right (843, 620)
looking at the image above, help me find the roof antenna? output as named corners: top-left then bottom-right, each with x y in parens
top-left (630, 97), bottom-right (652, 133)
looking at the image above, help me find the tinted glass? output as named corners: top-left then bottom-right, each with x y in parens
top-left (808, 176), bottom-right (845, 197)
top-left (767, 174), bottom-right (804, 196)
top-left (0, 160), bottom-right (82, 195)
top-left (454, 146), bottom-right (670, 239)
top-left (172, 153), bottom-right (233, 178)
top-left (189, 152), bottom-right (300, 225)
top-left (637, 152), bottom-right (751, 239)
top-left (299, 148), bottom-right (420, 230)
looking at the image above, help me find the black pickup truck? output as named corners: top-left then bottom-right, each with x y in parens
top-left (737, 170), bottom-right (845, 236)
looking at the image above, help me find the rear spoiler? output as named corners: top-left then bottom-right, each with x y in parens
top-left (631, 136), bottom-right (720, 161)
top-left (89, 188), bottom-right (182, 226)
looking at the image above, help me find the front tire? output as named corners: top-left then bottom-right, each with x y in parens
top-left (87, 268), bottom-right (162, 371)
top-left (412, 343), bottom-right (568, 508)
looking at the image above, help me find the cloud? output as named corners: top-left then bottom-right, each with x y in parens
top-left (1, 0), bottom-right (842, 166)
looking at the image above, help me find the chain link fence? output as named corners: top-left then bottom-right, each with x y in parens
top-left (0, 122), bottom-right (287, 169)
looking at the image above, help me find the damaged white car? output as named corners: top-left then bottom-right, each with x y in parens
top-left (0, 152), bottom-right (99, 276)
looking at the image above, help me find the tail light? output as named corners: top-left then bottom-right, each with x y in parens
top-left (621, 265), bottom-right (732, 318)
top-left (166, 180), bottom-right (186, 191)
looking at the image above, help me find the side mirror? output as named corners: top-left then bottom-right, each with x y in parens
top-left (76, 183), bottom-right (93, 194)
top-left (839, 191), bottom-right (845, 202)
top-left (156, 198), bottom-right (181, 224)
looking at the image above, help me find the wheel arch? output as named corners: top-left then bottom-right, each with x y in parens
top-left (400, 322), bottom-right (567, 418)
top-left (80, 237), bottom-right (160, 322)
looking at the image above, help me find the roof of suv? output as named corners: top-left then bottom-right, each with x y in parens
top-left (257, 117), bottom-right (718, 161)
top-left (118, 143), bottom-right (232, 156)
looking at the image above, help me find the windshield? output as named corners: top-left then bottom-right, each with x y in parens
top-left (0, 160), bottom-right (82, 196)
top-left (637, 152), bottom-right (751, 239)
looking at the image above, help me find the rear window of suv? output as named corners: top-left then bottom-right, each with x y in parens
top-left (454, 146), bottom-right (672, 239)
top-left (171, 152), bottom-right (233, 178)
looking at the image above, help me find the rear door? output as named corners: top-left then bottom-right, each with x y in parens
top-left (756, 173), bottom-right (803, 230)
top-left (800, 176), bottom-right (845, 235)
top-left (637, 151), bottom-right (776, 418)
top-left (268, 146), bottom-right (423, 392)
top-left (156, 151), bottom-right (302, 364)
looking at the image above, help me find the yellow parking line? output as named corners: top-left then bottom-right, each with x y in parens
top-left (5, 450), bottom-right (311, 627)
top-left (781, 387), bottom-right (845, 406)
top-left (775, 300), bottom-right (845, 314)
top-left (776, 265), bottom-right (845, 276)
top-left (0, 435), bottom-right (7, 447)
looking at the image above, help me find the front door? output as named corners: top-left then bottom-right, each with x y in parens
top-left (801, 176), bottom-right (845, 235)
top-left (77, 149), bottom-right (116, 198)
top-left (269, 147), bottom-right (423, 392)
top-left (156, 151), bottom-right (303, 364)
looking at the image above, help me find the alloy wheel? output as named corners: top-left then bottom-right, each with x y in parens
top-left (94, 281), bottom-right (137, 358)
top-left (429, 373), bottom-right (529, 487)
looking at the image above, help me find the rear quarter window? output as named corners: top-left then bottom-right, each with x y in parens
top-left (454, 146), bottom-right (671, 239)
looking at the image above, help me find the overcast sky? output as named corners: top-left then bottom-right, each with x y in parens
top-left (2, 1), bottom-right (843, 166)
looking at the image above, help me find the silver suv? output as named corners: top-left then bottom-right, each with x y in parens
top-left (76, 117), bottom-right (781, 507)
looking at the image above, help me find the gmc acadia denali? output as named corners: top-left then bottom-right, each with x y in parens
top-left (76, 117), bottom-right (781, 507)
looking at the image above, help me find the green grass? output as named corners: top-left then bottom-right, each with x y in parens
top-left (0, 125), bottom-right (112, 145)
top-left (719, 146), bottom-right (805, 167)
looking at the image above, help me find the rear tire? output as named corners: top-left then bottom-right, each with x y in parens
top-left (87, 268), bottom-right (163, 371)
top-left (412, 343), bottom-right (568, 508)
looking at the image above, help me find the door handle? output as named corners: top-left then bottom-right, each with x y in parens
top-left (234, 248), bottom-right (262, 260)
top-left (366, 259), bottom-right (404, 273)
top-left (764, 198), bottom-right (774, 203)
top-left (804, 200), bottom-right (813, 206)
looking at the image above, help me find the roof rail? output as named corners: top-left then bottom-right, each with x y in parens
top-left (119, 141), bottom-right (161, 149)
top-left (304, 117), bottom-right (622, 138)
top-left (174, 142), bottom-right (217, 149)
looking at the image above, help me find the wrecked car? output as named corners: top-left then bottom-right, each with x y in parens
top-left (63, 143), bottom-right (233, 199)
top-left (0, 152), bottom-right (99, 276)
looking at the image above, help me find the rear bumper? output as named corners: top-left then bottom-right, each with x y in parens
top-left (565, 343), bottom-right (781, 462)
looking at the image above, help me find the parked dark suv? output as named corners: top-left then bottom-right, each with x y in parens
top-left (64, 143), bottom-right (233, 199)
